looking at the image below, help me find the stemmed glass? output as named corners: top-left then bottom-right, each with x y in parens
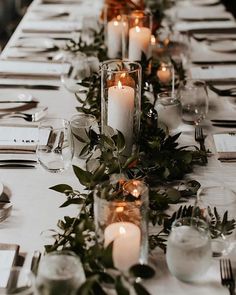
top-left (178, 79), bottom-right (208, 125)
top-left (60, 51), bottom-right (90, 94)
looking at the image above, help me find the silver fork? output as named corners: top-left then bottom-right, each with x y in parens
top-left (53, 131), bottom-right (64, 154)
top-left (195, 126), bottom-right (208, 163)
top-left (220, 259), bottom-right (235, 295)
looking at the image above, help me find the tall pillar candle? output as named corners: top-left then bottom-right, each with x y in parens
top-left (107, 19), bottom-right (123, 59)
top-left (104, 222), bottom-right (141, 271)
top-left (107, 81), bottom-right (135, 154)
top-left (128, 26), bottom-right (151, 61)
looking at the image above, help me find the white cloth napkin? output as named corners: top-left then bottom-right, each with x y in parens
top-left (0, 60), bottom-right (70, 78)
top-left (0, 124), bottom-right (49, 153)
top-left (175, 20), bottom-right (236, 32)
top-left (213, 133), bottom-right (236, 160)
top-left (190, 65), bottom-right (236, 81)
top-left (22, 21), bottom-right (82, 33)
top-left (177, 6), bottom-right (232, 21)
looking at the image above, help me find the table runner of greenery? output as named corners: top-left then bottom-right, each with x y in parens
top-left (45, 1), bottom-right (236, 294)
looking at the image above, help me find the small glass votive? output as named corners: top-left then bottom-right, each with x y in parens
top-left (122, 10), bottom-right (152, 61)
top-left (101, 60), bottom-right (142, 156)
top-left (0, 266), bottom-right (35, 294)
top-left (156, 62), bottom-right (174, 87)
top-left (70, 113), bottom-right (97, 159)
top-left (94, 179), bottom-right (149, 272)
top-left (36, 251), bottom-right (85, 295)
top-left (166, 217), bottom-right (212, 283)
top-left (156, 91), bottom-right (182, 130)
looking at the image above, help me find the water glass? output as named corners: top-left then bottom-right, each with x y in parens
top-left (61, 52), bottom-right (90, 94)
top-left (166, 217), bottom-right (212, 282)
top-left (70, 113), bottom-right (97, 159)
top-left (36, 118), bottom-right (74, 173)
top-left (0, 266), bottom-right (35, 294)
top-left (156, 91), bottom-right (182, 130)
top-left (178, 79), bottom-right (208, 125)
top-left (36, 251), bottom-right (85, 295)
top-left (196, 186), bottom-right (236, 257)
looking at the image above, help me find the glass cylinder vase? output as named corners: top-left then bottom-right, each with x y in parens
top-left (101, 60), bottom-right (141, 156)
top-left (94, 179), bottom-right (149, 272)
top-left (122, 10), bottom-right (153, 61)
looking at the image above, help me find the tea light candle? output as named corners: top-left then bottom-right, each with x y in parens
top-left (157, 64), bottom-right (172, 84)
top-left (128, 26), bottom-right (151, 61)
top-left (107, 19), bottom-right (123, 58)
top-left (104, 222), bottom-right (141, 271)
top-left (108, 80), bottom-right (134, 154)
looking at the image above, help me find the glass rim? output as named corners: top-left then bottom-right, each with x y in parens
top-left (100, 59), bottom-right (142, 74)
top-left (197, 185), bottom-right (236, 205)
top-left (70, 113), bottom-right (97, 127)
top-left (172, 217), bottom-right (209, 231)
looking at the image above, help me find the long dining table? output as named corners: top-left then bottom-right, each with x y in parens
top-left (0, 0), bottom-right (236, 294)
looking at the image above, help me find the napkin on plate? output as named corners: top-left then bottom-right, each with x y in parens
top-left (177, 6), bottom-right (232, 21)
top-left (213, 133), bottom-right (236, 160)
top-left (190, 65), bottom-right (236, 81)
top-left (22, 21), bottom-right (82, 33)
top-left (0, 60), bottom-right (70, 79)
top-left (175, 20), bottom-right (236, 32)
top-left (0, 124), bottom-right (50, 153)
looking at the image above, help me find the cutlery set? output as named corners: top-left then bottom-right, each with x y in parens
top-left (0, 159), bottom-right (37, 168)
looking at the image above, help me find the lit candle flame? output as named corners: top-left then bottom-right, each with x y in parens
top-left (120, 73), bottom-right (126, 78)
top-left (117, 15), bottom-right (121, 21)
top-left (116, 206), bottom-right (124, 213)
top-left (135, 26), bottom-right (141, 33)
top-left (162, 66), bottom-right (167, 71)
top-left (114, 20), bottom-right (119, 26)
top-left (119, 226), bottom-right (126, 235)
top-left (118, 80), bottom-right (123, 89)
top-left (151, 35), bottom-right (156, 45)
top-left (134, 18), bottom-right (139, 26)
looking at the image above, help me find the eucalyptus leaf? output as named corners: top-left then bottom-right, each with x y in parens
top-left (49, 184), bottom-right (73, 194)
top-left (133, 282), bottom-right (152, 295)
top-left (115, 276), bottom-right (130, 295)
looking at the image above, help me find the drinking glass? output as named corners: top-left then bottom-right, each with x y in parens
top-left (156, 91), bottom-right (182, 130)
top-left (61, 52), bottom-right (90, 94)
top-left (36, 118), bottom-right (74, 173)
top-left (36, 251), bottom-right (85, 295)
top-left (166, 217), bottom-right (212, 282)
top-left (178, 79), bottom-right (208, 125)
top-left (196, 186), bottom-right (236, 257)
top-left (70, 113), bottom-right (97, 159)
top-left (0, 266), bottom-right (35, 294)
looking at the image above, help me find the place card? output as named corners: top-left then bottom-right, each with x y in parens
top-left (213, 133), bottom-right (236, 160)
top-left (190, 66), bottom-right (236, 81)
top-left (0, 125), bottom-right (50, 152)
top-left (0, 60), bottom-right (70, 78)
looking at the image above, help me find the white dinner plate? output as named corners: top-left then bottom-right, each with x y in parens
top-left (208, 40), bottom-right (236, 53)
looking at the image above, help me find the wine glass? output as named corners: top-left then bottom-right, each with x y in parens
top-left (196, 185), bottom-right (236, 257)
top-left (178, 79), bottom-right (208, 125)
top-left (60, 51), bottom-right (90, 94)
top-left (36, 118), bottom-right (74, 173)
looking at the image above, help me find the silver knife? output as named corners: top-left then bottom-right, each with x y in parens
top-left (0, 100), bottom-right (39, 104)
top-left (0, 164), bottom-right (36, 168)
top-left (0, 160), bottom-right (37, 163)
top-left (0, 84), bottom-right (59, 90)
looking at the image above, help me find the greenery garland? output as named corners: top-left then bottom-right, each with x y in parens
top-left (45, 4), bottom-right (236, 295)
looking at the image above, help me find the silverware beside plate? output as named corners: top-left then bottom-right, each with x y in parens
top-left (0, 164), bottom-right (36, 168)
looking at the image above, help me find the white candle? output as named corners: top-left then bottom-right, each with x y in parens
top-left (108, 81), bottom-right (135, 154)
top-left (157, 65), bottom-right (172, 84)
top-left (128, 26), bottom-right (151, 61)
top-left (104, 222), bottom-right (141, 271)
top-left (107, 19), bottom-right (123, 58)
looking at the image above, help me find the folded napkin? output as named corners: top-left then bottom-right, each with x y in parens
top-left (190, 65), bottom-right (236, 81)
top-left (0, 60), bottom-right (70, 79)
top-left (22, 21), bottom-right (82, 33)
top-left (175, 20), bottom-right (236, 32)
top-left (0, 124), bottom-right (50, 153)
top-left (213, 133), bottom-right (236, 160)
top-left (177, 6), bottom-right (232, 21)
